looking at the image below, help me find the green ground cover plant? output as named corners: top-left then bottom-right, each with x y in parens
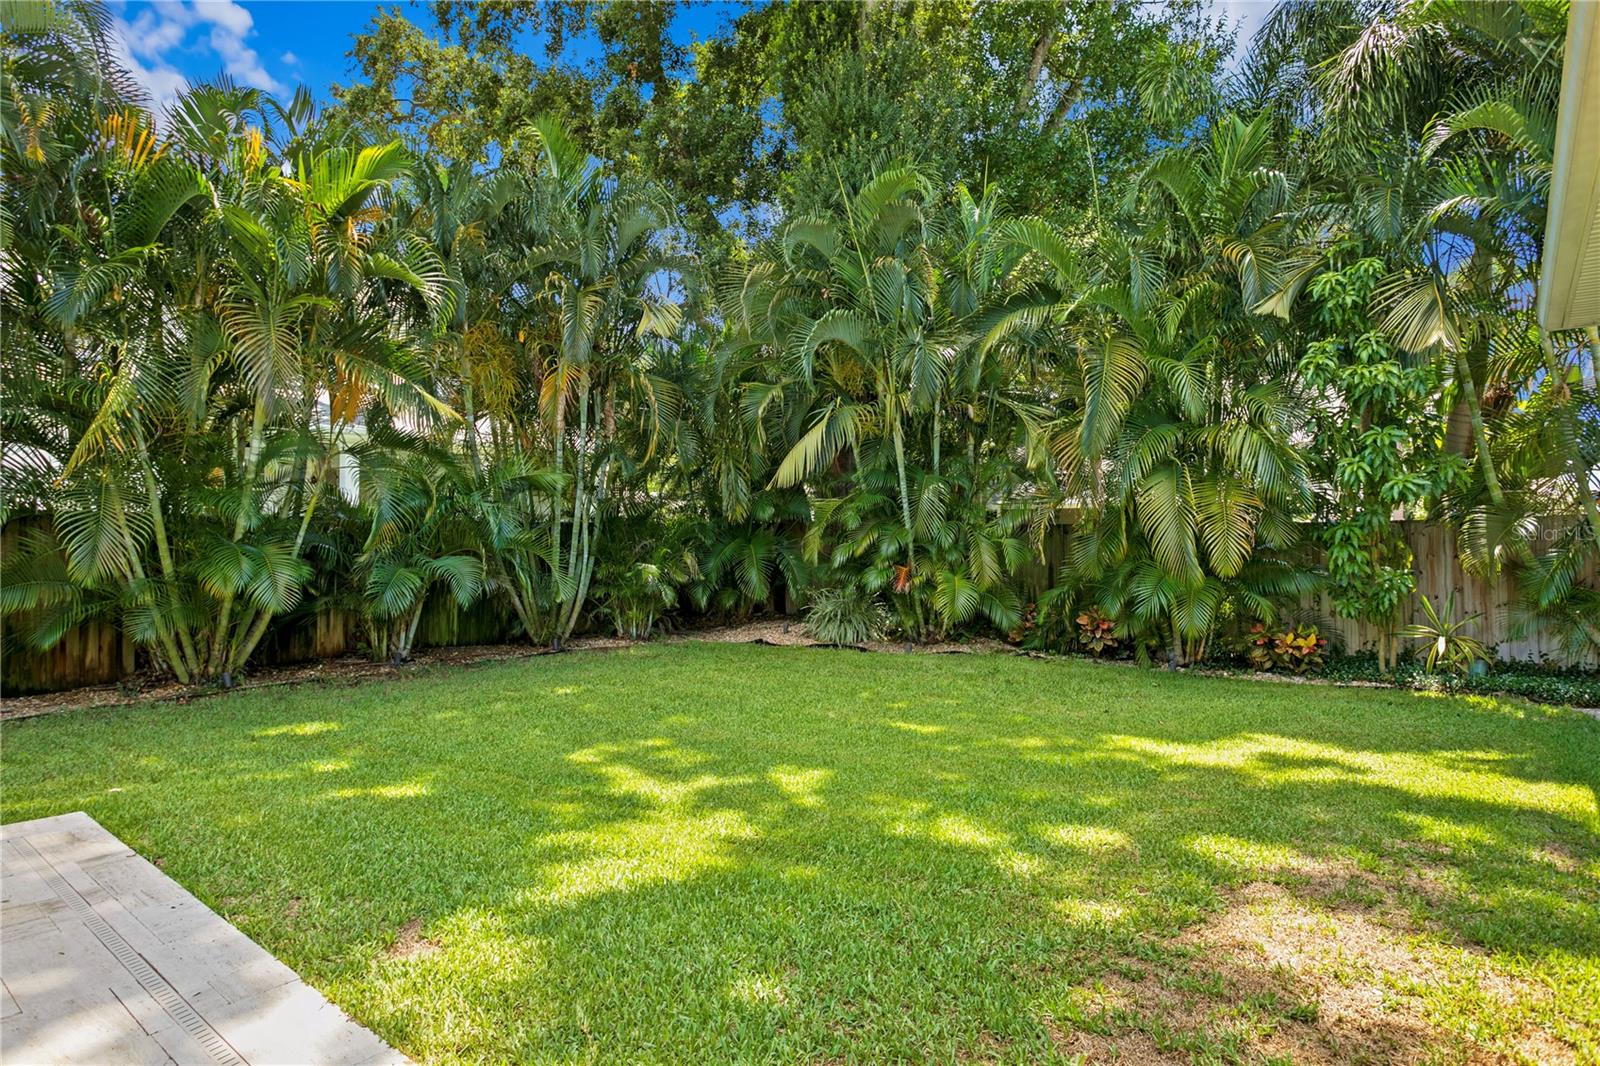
top-left (3, 644), bottom-right (1596, 1063)
top-left (1319, 653), bottom-right (1600, 709)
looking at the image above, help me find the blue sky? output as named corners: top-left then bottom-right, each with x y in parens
top-left (110, 1), bottom-right (1274, 113)
top-left (109, 0), bottom-right (746, 112)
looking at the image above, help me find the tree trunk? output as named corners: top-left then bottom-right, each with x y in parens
top-left (560, 382), bottom-right (592, 640)
top-left (1013, 28), bottom-right (1058, 117)
top-left (549, 381), bottom-right (567, 631)
top-left (209, 397), bottom-right (268, 678)
top-left (464, 379), bottom-right (483, 479)
top-left (1455, 349), bottom-right (1505, 507)
top-left (1044, 78), bottom-right (1084, 135)
top-left (109, 480), bottom-right (191, 684)
top-left (892, 420), bottom-right (914, 554)
top-left (400, 602), bottom-right (425, 661)
top-left (133, 428), bottom-right (199, 677)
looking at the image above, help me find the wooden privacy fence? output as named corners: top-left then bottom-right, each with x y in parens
top-left (1, 517), bottom-right (136, 695)
top-left (1299, 519), bottom-right (1598, 666)
top-left (1031, 516), bottom-right (1599, 667)
top-left (0, 514), bottom-right (523, 696)
top-left (3, 515), bottom-right (1596, 694)
top-left (1, 591), bottom-right (522, 696)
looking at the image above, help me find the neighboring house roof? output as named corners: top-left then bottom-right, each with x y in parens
top-left (1539, 0), bottom-right (1600, 332)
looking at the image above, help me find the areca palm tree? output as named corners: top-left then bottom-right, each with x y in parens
top-left (2, 49), bottom-right (452, 682)
top-left (178, 127), bottom-right (450, 682)
top-left (403, 157), bottom-right (526, 474)
top-left (519, 116), bottom-right (689, 642)
top-left (726, 168), bottom-right (1055, 637)
top-left (999, 113), bottom-right (1319, 663)
top-left (759, 166), bottom-right (945, 536)
top-left (349, 437), bottom-right (489, 663)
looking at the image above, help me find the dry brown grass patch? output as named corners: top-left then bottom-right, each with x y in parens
top-left (1052, 1024), bottom-right (1187, 1064)
top-left (386, 916), bottom-right (440, 960)
top-left (1052, 861), bottom-right (1575, 1065)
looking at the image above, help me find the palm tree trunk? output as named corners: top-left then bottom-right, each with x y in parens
top-left (210, 397), bottom-right (268, 682)
top-left (229, 608), bottom-right (275, 676)
top-left (569, 389), bottom-right (614, 641)
top-left (560, 382), bottom-right (592, 640)
top-left (577, 385), bottom-right (616, 617)
top-left (399, 603), bottom-right (425, 662)
top-left (549, 381), bottom-right (567, 641)
top-left (230, 481), bottom-right (323, 675)
top-left (223, 428), bottom-right (327, 678)
top-left (464, 379), bottom-right (483, 479)
top-left (108, 481), bottom-right (191, 684)
top-left (291, 480), bottom-right (322, 556)
top-left (1455, 349), bottom-right (1504, 507)
top-left (503, 575), bottom-right (536, 642)
top-left (132, 428), bottom-right (199, 677)
top-left (892, 420), bottom-right (914, 551)
top-left (288, 315), bottom-right (320, 515)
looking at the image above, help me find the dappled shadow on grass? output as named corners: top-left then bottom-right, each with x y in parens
top-left (337, 729), bottom-right (1593, 1060)
top-left (1, 645), bottom-right (1596, 1061)
top-left (279, 735), bottom-right (1595, 1054)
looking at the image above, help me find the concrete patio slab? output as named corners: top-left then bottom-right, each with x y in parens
top-left (0, 812), bottom-right (409, 1066)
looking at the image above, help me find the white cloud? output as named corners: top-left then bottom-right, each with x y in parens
top-left (110, 0), bottom-right (285, 114)
top-left (195, 0), bottom-right (253, 38)
top-left (123, 6), bottom-right (188, 61)
top-left (280, 51), bottom-right (299, 66)
top-left (206, 23), bottom-right (284, 93)
top-left (108, 18), bottom-right (190, 112)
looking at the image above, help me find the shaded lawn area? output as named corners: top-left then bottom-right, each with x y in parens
top-left (2, 644), bottom-right (1597, 1064)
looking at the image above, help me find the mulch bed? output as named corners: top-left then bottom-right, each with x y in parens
top-left (0, 620), bottom-right (1002, 721)
top-left (5, 621), bottom-right (1593, 722)
top-left (0, 639), bottom-right (624, 721)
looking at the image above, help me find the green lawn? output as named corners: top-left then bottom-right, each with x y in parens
top-left (3, 644), bottom-right (1597, 1064)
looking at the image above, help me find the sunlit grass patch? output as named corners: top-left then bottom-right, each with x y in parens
top-left (255, 719), bottom-right (342, 737)
top-left (2, 643), bottom-right (1596, 1063)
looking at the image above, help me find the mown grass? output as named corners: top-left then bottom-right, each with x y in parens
top-left (3, 643), bottom-right (1597, 1063)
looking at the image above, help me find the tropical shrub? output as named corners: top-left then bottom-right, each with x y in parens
top-left (353, 448), bottom-right (487, 665)
top-left (1233, 623), bottom-right (1330, 675)
top-left (1404, 591), bottom-right (1490, 676)
top-left (1074, 607), bottom-right (1120, 657)
top-left (803, 585), bottom-right (890, 646)
top-left (1297, 255), bottom-right (1449, 673)
top-left (595, 561), bottom-right (681, 641)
